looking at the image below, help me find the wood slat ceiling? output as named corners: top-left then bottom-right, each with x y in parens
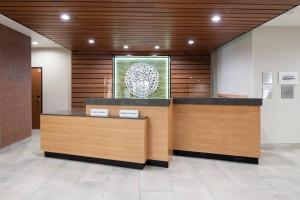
top-left (0, 0), bottom-right (299, 55)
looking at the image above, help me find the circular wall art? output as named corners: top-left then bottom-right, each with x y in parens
top-left (125, 62), bottom-right (159, 98)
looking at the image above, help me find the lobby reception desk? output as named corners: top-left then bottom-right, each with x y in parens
top-left (40, 97), bottom-right (262, 169)
top-left (173, 98), bottom-right (262, 163)
top-left (85, 99), bottom-right (172, 167)
top-left (40, 111), bottom-right (148, 169)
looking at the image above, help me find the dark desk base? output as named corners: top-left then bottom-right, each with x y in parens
top-left (146, 160), bottom-right (169, 168)
top-left (45, 152), bottom-right (169, 169)
top-left (45, 152), bottom-right (146, 169)
top-left (174, 150), bottom-right (259, 164)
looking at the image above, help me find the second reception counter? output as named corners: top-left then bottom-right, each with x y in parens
top-left (40, 97), bottom-right (262, 169)
top-left (172, 98), bottom-right (262, 163)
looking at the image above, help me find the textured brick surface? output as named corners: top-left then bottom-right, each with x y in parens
top-left (0, 24), bottom-right (31, 148)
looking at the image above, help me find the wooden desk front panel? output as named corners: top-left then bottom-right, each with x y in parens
top-left (41, 115), bottom-right (147, 164)
top-left (86, 105), bottom-right (171, 161)
top-left (173, 105), bottom-right (260, 158)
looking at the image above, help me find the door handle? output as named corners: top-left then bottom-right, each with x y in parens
top-left (37, 95), bottom-right (41, 105)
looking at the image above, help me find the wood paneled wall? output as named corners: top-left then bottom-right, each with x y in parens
top-left (72, 52), bottom-right (113, 108)
top-left (1, 1), bottom-right (298, 54)
top-left (72, 52), bottom-right (210, 109)
top-left (171, 56), bottom-right (210, 98)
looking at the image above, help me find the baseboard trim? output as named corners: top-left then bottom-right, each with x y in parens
top-left (262, 143), bottom-right (300, 149)
top-left (45, 152), bottom-right (145, 169)
top-left (173, 150), bottom-right (259, 164)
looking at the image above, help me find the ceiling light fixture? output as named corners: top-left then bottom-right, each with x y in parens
top-left (60, 14), bottom-right (70, 21)
top-left (155, 45), bottom-right (160, 49)
top-left (188, 40), bottom-right (194, 45)
top-left (212, 15), bottom-right (221, 23)
top-left (32, 41), bottom-right (39, 45)
top-left (123, 45), bottom-right (129, 49)
top-left (88, 39), bottom-right (95, 44)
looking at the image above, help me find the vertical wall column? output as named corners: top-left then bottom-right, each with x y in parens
top-left (0, 24), bottom-right (31, 149)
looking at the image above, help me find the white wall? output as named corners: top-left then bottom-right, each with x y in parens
top-left (212, 27), bottom-right (300, 144)
top-left (253, 27), bottom-right (300, 143)
top-left (212, 32), bottom-right (254, 97)
top-left (31, 48), bottom-right (71, 113)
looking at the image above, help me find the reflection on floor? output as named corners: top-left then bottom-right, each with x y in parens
top-left (1, 130), bottom-right (300, 200)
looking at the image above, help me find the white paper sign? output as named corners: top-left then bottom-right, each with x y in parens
top-left (263, 84), bottom-right (273, 99)
top-left (262, 72), bottom-right (273, 84)
top-left (279, 72), bottom-right (298, 85)
top-left (90, 109), bottom-right (109, 117)
top-left (119, 110), bottom-right (139, 118)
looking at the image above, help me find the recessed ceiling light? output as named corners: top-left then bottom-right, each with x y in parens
top-left (60, 14), bottom-right (70, 21)
top-left (123, 45), bottom-right (129, 49)
top-left (152, 54), bottom-right (157, 56)
top-left (127, 54), bottom-right (131, 56)
top-left (188, 40), bottom-right (194, 45)
top-left (155, 45), bottom-right (160, 49)
top-left (88, 39), bottom-right (95, 44)
top-left (212, 15), bottom-right (221, 23)
top-left (32, 41), bottom-right (39, 45)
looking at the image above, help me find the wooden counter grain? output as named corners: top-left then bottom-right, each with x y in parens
top-left (41, 114), bottom-right (148, 164)
top-left (173, 104), bottom-right (261, 158)
top-left (86, 104), bottom-right (172, 163)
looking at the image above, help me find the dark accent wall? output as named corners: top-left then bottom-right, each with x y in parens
top-left (72, 51), bottom-right (210, 109)
top-left (0, 24), bottom-right (31, 149)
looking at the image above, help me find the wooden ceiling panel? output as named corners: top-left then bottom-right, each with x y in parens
top-left (0, 0), bottom-right (299, 55)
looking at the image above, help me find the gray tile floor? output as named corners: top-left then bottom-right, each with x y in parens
top-left (1, 130), bottom-right (300, 200)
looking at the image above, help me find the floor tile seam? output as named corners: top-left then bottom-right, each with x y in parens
top-left (62, 163), bottom-right (92, 200)
top-left (27, 161), bottom-right (67, 200)
top-left (185, 157), bottom-right (215, 200)
top-left (0, 137), bottom-right (33, 153)
top-left (215, 162), bottom-right (254, 200)
top-left (262, 176), bottom-right (300, 196)
top-left (139, 169), bottom-right (141, 200)
top-left (99, 165), bottom-right (114, 200)
top-left (166, 170), bottom-right (179, 200)
top-left (0, 151), bottom-right (45, 191)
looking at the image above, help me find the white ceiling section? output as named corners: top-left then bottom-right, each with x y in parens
top-left (0, 13), bottom-right (61, 48)
top-left (264, 5), bottom-right (300, 27)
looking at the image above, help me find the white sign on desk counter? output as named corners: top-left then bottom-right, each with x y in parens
top-left (119, 110), bottom-right (140, 118)
top-left (90, 109), bottom-right (109, 117)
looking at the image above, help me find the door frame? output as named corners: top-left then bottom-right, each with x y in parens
top-left (32, 67), bottom-right (43, 114)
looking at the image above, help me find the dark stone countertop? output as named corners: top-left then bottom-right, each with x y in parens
top-left (85, 98), bottom-right (171, 107)
top-left (41, 110), bottom-right (147, 120)
top-left (173, 98), bottom-right (262, 106)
